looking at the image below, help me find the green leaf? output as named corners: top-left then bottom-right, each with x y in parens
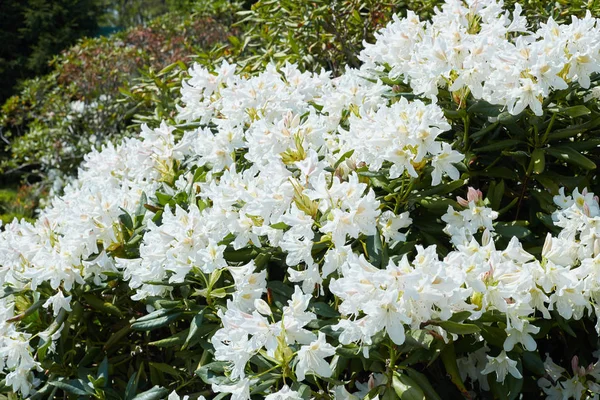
top-left (131, 385), bottom-right (169, 400)
top-left (546, 116), bottom-right (600, 140)
top-left (148, 329), bottom-right (188, 347)
top-left (566, 138), bottom-right (600, 151)
top-left (534, 175), bottom-right (559, 195)
top-left (448, 311), bottom-right (473, 323)
top-left (494, 221), bottom-right (531, 239)
top-left (471, 121), bottom-right (500, 141)
top-left (97, 356), bottom-right (109, 384)
top-left (196, 362), bottom-right (228, 385)
top-left (251, 378), bottom-right (280, 395)
top-left (491, 180), bottom-right (505, 210)
top-left (82, 293), bottom-right (124, 318)
top-left (416, 196), bottom-right (460, 210)
top-left (436, 320), bottom-right (480, 335)
top-left (49, 380), bottom-right (93, 396)
top-left (546, 146), bottom-right (596, 170)
top-left (291, 383), bottom-right (312, 400)
top-left (467, 100), bottom-right (502, 117)
top-left (333, 149), bottom-right (355, 170)
top-left (530, 148), bottom-right (545, 174)
top-left (405, 368), bottom-right (442, 400)
top-left (560, 105), bottom-right (591, 118)
top-left (119, 211), bottom-right (134, 231)
top-left (149, 363), bottom-right (180, 378)
top-left (158, 62), bottom-right (182, 76)
top-left (366, 230), bottom-right (383, 268)
top-left (474, 139), bottom-right (523, 152)
top-left (136, 308), bottom-right (169, 322)
top-left (440, 343), bottom-right (469, 397)
top-left (522, 351), bottom-right (545, 376)
top-left (415, 179), bottom-right (467, 198)
top-left (553, 311), bottom-right (577, 337)
top-left (477, 324), bottom-right (507, 348)
top-left (182, 309), bottom-right (205, 350)
top-left (124, 372), bottom-right (138, 400)
top-left (270, 221), bottom-right (289, 230)
top-left (131, 311), bottom-right (182, 331)
top-left (310, 302), bottom-right (339, 318)
top-left (392, 372), bottom-right (425, 400)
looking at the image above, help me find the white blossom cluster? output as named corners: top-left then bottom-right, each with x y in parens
top-left (0, 58), bottom-right (457, 397)
top-left (0, 122), bottom-right (192, 394)
top-left (537, 354), bottom-right (600, 399)
top-left (0, 0), bottom-right (600, 397)
top-left (360, 0), bottom-right (600, 115)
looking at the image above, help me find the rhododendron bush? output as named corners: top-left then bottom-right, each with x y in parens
top-left (4, 0), bottom-right (600, 399)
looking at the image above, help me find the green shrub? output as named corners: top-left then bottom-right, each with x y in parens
top-left (0, 10), bottom-right (235, 194)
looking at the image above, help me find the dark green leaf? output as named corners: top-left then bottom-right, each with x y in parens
top-left (546, 146), bottom-right (596, 170)
top-left (474, 139), bottom-right (523, 153)
top-left (436, 320), bottom-right (480, 335)
top-left (530, 148), bottom-right (545, 174)
top-left (49, 380), bottom-right (93, 396)
top-left (131, 311), bottom-right (182, 331)
top-left (559, 105), bottom-right (591, 118)
top-left (405, 368), bottom-right (442, 400)
top-left (183, 309), bottom-right (205, 350)
top-left (310, 302), bottom-right (339, 318)
top-left (440, 343), bottom-right (469, 397)
top-left (131, 385), bottom-right (169, 400)
top-left (196, 362), bottom-right (228, 385)
top-left (522, 351), bottom-right (545, 376)
top-left (124, 372), bottom-right (138, 400)
top-left (334, 149), bottom-right (355, 170)
top-left (494, 221), bottom-right (531, 239)
top-left (393, 372), bottom-right (425, 400)
top-left (366, 230), bottom-right (383, 268)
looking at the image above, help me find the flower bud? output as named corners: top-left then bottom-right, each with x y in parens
top-left (254, 299), bottom-right (272, 316)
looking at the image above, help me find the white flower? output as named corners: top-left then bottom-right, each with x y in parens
top-left (43, 290), bottom-right (72, 317)
top-left (212, 378), bottom-right (256, 400)
top-left (265, 385), bottom-right (303, 399)
top-left (378, 211), bottom-right (412, 243)
top-left (295, 332), bottom-right (336, 381)
top-left (481, 350), bottom-right (523, 382)
top-left (167, 390), bottom-right (194, 400)
top-left (430, 143), bottom-right (464, 186)
top-left (503, 320), bottom-right (540, 352)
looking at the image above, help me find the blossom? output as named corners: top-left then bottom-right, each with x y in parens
top-left (295, 332), bottom-right (337, 381)
top-left (212, 378), bottom-right (255, 400)
top-left (265, 385), bottom-right (303, 400)
top-left (42, 290), bottom-right (72, 317)
top-left (481, 351), bottom-right (523, 382)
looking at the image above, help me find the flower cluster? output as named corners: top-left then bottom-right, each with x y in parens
top-left (360, 0), bottom-right (600, 115)
top-left (0, 0), bottom-right (599, 398)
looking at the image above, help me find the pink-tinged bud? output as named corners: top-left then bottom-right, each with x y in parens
top-left (588, 363), bottom-right (595, 374)
top-left (368, 374), bottom-right (376, 390)
top-left (467, 187), bottom-right (483, 202)
top-left (595, 195), bottom-right (599, 205)
top-left (583, 188), bottom-right (589, 196)
top-left (572, 355), bottom-right (579, 376)
top-left (579, 366), bottom-right (586, 377)
top-left (483, 264), bottom-right (494, 282)
top-left (457, 196), bottom-right (469, 207)
top-left (584, 202), bottom-right (591, 217)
